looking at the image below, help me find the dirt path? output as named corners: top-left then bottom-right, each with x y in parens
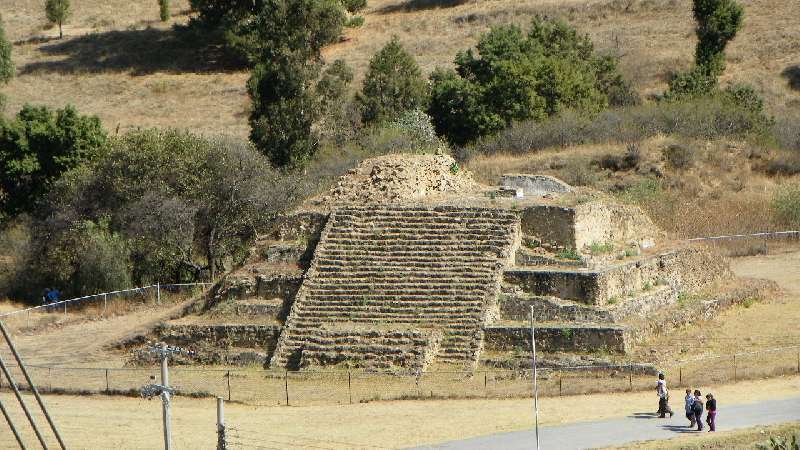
top-left (1, 299), bottom-right (198, 367)
top-left (731, 248), bottom-right (800, 296)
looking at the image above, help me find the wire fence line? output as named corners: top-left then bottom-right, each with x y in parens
top-left (0, 345), bottom-right (797, 408)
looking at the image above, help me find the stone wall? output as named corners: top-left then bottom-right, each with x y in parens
top-left (520, 206), bottom-right (576, 248)
top-left (266, 212), bottom-right (328, 241)
top-left (484, 325), bottom-right (628, 353)
top-left (500, 174), bottom-right (572, 197)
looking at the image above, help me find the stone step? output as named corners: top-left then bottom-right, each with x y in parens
top-left (315, 261), bottom-right (500, 271)
top-left (301, 298), bottom-right (486, 307)
top-left (315, 256), bottom-right (500, 266)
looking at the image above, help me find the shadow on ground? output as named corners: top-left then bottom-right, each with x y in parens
top-left (629, 412), bottom-right (660, 419)
top-left (661, 424), bottom-right (702, 434)
top-left (376, 0), bottom-right (471, 14)
top-left (18, 26), bottom-right (247, 76)
top-left (782, 65), bottom-right (800, 91)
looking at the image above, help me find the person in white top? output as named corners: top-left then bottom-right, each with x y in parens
top-left (656, 372), bottom-right (674, 418)
top-left (684, 388), bottom-right (696, 426)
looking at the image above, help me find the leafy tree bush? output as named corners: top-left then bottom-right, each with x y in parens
top-left (345, 15), bottom-right (364, 27)
top-left (246, 0), bottom-right (345, 168)
top-left (159, 0), bottom-right (171, 21)
top-left (45, 0), bottom-right (71, 39)
top-left (358, 36), bottom-right (428, 125)
top-left (0, 105), bottom-right (107, 220)
top-left (429, 17), bottom-right (633, 146)
top-left (772, 184), bottom-right (800, 227)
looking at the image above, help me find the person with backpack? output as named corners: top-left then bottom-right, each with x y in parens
top-left (656, 373), bottom-right (673, 418)
top-left (692, 389), bottom-right (704, 431)
top-left (684, 389), bottom-right (696, 427)
top-left (705, 393), bottom-right (717, 432)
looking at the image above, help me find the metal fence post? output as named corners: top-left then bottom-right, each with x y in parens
top-left (226, 371), bottom-right (231, 402)
top-left (348, 371), bottom-right (352, 405)
top-left (103, 293), bottom-right (108, 316)
top-left (105, 368), bottom-right (110, 393)
top-left (679, 367), bottom-right (682, 387)
top-left (157, 283), bottom-right (161, 305)
top-left (484, 371), bottom-right (488, 397)
top-left (733, 355), bottom-right (737, 382)
top-left (629, 363), bottom-right (633, 392)
top-left (559, 372), bottom-right (563, 397)
top-left (284, 370), bottom-right (289, 406)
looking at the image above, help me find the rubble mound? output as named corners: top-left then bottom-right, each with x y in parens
top-left (319, 154), bottom-right (481, 204)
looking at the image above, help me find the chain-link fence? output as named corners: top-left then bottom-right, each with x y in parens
top-left (689, 230), bottom-right (800, 257)
top-left (2, 345), bottom-right (797, 407)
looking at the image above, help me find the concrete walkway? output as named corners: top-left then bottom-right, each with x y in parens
top-left (418, 396), bottom-right (800, 449)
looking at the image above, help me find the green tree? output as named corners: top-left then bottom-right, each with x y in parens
top-left (159, 0), bottom-right (171, 21)
top-left (0, 13), bottom-right (13, 85)
top-left (317, 59), bottom-right (355, 142)
top-left (358, 37), bottom-right (428, 125)
top-left (246, 0), bottom-right (345, 168)
top-left (667, 0), bottom-right (743, 97)
top-left (693, 0), bottom-right (744, 77)
top-left (45, 0), bottom-right (71, 39)
top-left (0, 105), bottom-right (107, 219)
top-left (429, 17), bottom-right (628, 146)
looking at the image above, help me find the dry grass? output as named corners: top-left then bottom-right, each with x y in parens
top-left (2, 0), bottom-right (799, 137)
top-left (1, 376), bottom-right (798, 449)
top-left (608, 421), bottom-right (800, 449)
top-left (466, 136), bottom-right (796, 238)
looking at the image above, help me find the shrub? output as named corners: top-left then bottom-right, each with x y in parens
top-left (0, 13), bottom-right (13, 85)
top-left (468, 96), bottom-right (772, 157)
top-left (345, 15), bottom-right (364, 27)
top-left (45, 0), bottom-right (71, 39)
top-left (429, 17), bottom-right (632, 146)
top-left (772, 184), bottom-right (800, 227)
top-left (358, 36), bottom-right (428, 125)
top-left (663, 144), bottom-right (695, 170)
top-left (159, 0), bottom-right (170, 21)
top-left (342, 0), bottom-right (367, 12)
top-left (597, 144), bottom-right (640, 171)
top-left (358, 110), bottom-right (448, 155)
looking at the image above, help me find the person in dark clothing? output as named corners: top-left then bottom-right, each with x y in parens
top-left (705, 393), bottom-right (717, 432)
top-left (692, 389), bottom-right (704, 431)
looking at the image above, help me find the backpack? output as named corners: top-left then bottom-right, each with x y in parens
top-left (693, 400), bottom-right (703, 413)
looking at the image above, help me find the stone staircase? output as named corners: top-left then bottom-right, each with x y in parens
top-left (270, 205), bottom-right (520, 371)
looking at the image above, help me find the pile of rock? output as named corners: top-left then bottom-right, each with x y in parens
top-left (319, 154), bottom-right (480, 204)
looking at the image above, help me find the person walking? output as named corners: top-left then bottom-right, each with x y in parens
top-left (705, 393), bottom-right (717, 432)
top-left (692, 389), bottom-right (704, 431)
top-left (684, 389), bottom-right (696, 427)
top-left (656, 373), bottom-right (673, 418)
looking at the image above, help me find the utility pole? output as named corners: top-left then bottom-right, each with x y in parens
top-left (529, 305), bottom-right (540, 450)
top-left (141, 343), bottom-right (186, 450)
top-left (216, 397), bottom-right (226, 450)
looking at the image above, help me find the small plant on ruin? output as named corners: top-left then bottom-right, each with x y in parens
top-left (742, 297), bottom-right (755, 308)
top-left (643, 281), bottom-right (653, 291)
top-left (624, 248), bottom-right (638, 258)
top-left (556, 247), bottom-right (581, 261)
top-left (607, 296), bottom-right (618, 305)
top-left (561, 328), bottom-right (573, 340)
top-left (523, 238), bottom-right (541, 249)
top-left (449, 161), bottom-right (460, 175)
top-left (589, 241), bottom-right (614, 254)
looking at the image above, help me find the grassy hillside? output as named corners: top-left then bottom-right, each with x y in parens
top-left (2, 0), bottom-right (798, 138)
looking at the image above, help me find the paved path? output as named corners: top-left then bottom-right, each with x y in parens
top-left (419, 396), bottom-right (800, 449)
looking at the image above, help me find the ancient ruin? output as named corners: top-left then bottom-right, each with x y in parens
top-left (129, 154), bottom-right (766, 372)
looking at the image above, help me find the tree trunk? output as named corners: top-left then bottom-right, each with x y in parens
top-left (207, 227), bottom-right (217, 280)
top-left (58, 21), bottom-right (63, 39)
